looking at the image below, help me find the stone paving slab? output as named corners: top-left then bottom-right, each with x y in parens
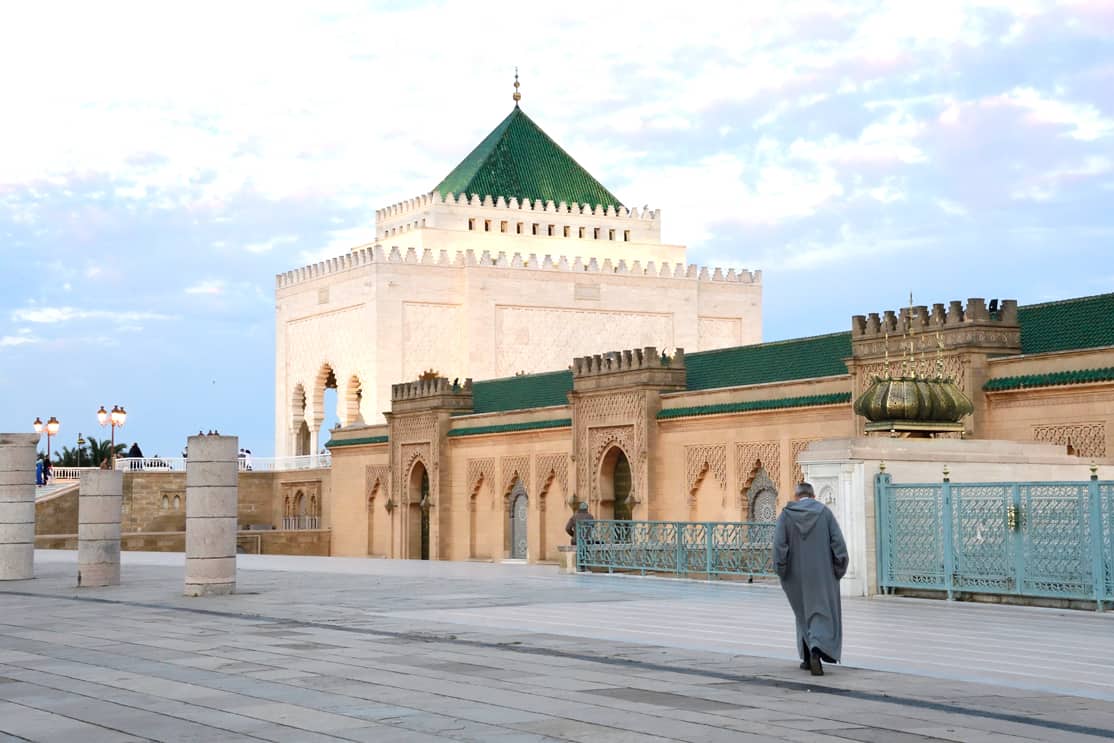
top-left (0, 551), bottom-right (1111, 742)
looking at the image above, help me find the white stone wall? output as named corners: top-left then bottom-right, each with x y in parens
top-left (275, 244), bottom-right (762, 458)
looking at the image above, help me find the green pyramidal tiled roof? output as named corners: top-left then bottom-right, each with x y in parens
top-left (471, 370), bottom-right (573, 414)
top-left (1018, 292), bottom-right (1114, 355)
top-left (434, 106), bottom-right (621, 209)
top-left (684, 332), bottom-right (853, 391)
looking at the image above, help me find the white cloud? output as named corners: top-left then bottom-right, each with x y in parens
top-left (10, 307), bottom-right (173, 324)
top-left (936, 198), bottom-right (969, 216)
top-left (0, 335), bottom-right (40, 347)
top-left (993, 87), bottom-right (1114, 140)
top-left (185, 280), bottom-right (225, 295)
top-left (243, 235), bottom-right (298, 254)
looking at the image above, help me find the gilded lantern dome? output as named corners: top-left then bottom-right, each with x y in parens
top-left (854, 374), bottom-right (973, 432)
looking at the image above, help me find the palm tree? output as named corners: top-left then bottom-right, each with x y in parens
top-left (85, 436), bottom-right (126, 467)
top-left (52, 445), bottom-right (88, 467)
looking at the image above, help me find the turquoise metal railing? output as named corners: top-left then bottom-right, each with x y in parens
top-left (575, 519), bottom-right (777, 578)
top-left (876, 473), bottom-right (1114, 609)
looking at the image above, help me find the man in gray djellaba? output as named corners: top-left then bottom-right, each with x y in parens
top-left (773, 482), bottom-right (849, 676)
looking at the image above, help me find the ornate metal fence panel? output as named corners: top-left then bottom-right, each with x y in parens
top-left (951, 485), bottom-right (1013, 594)
top-left (1019, 484), bottom-right (1094, 598)
top-left (877, 483), bottom-right (945, 590)
top-left (877, 474), bottom-right (1113, 607)
top-left (576, 520), bottom-right (776, 578)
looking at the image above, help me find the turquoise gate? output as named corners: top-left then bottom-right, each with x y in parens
top-left (876, 473), bottom-right (1114, 608)
top-left (575, 520), bottom-right (777, 578)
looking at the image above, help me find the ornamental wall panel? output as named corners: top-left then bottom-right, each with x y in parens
top-left (495, 306), bottom-right (673, 378)
top-left (698, 317), bottom-right (742, 351)
top-left (735, 441), bottom-right (780, 510)
top-left (403, 302), bottom-right (463, 380)
top-left (1032, 423), bottom-right (1106, 458)
top-left (535, 453), bottom-right (569, 511)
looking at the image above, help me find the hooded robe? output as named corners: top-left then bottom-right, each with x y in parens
top-left (773, 497), bottom-right (849, 663)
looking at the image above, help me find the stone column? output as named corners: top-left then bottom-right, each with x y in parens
top-left (184, 434), bottom-right (238, 596)
top-left (78, 470), bottom-right (122, 587)
top-left (0, 433), bottom-right (39, 581)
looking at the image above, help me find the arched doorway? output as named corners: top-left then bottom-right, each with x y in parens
top-left (296, 422), bottom-right (310, 457)
top-left (408, 462), bottom-right (430, 560)
top-left (509, 482), bottom-right (528, 560)
top-left (598, 446), bottom-right (633, 521)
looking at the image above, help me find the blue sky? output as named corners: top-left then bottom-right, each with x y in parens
top-left (2, 1), bottom-right (1112, 458)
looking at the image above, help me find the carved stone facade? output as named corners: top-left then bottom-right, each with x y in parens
top-left (1032, 423), bottom-right (1106, 458)
top-left (320, 292), bottom-right (1114, 566)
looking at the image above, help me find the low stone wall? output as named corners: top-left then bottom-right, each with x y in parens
top-left (36, 529), bottom-right (331, 556)
top-left (35, 488), bottom-right (78, 535)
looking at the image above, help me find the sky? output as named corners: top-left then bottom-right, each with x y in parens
top-left (2, 1), bottom-right (1113, 459)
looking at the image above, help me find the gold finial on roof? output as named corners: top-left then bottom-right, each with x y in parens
top-left (513, 67), bottom-right (521, 104)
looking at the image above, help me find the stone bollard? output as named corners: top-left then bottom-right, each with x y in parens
top-left (184, 434), bottom-right (238, 596)
top-left (78, 470), bottom-right (123, 587)
top-left (0, 433), bottom-right (39, 581)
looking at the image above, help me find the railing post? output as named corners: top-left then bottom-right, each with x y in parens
top-left (941, 471), bottom-right (954, 601)
top-left (705, 523), bottom-right (713, 578)
top-left (874, 471), bottom-right (891, 594)
top-left (576, 521), bottom-right (585, 572)
top-left (1089, 471), bottom-right (1104, 611)
top-left (674, 522), bottom-right (683, 575)
top-left (1011, 483), bottom-right (1024, 595)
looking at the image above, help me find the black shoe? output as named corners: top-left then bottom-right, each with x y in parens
top-left (799, 661), bottom-right (810, 670)
top-left (809, 648), bottom-right (824, 676)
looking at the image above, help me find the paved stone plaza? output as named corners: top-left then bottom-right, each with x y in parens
top-left (1, 552), bottom-right (1113, 742)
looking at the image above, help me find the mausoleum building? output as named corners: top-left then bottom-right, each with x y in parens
top-left (275, 95), bottom-right (761, 458)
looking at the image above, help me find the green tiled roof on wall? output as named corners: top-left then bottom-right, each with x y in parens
top-left (434, 106), bottom-right (622, 209)
top-left (1018, 292), bottom-right (1114, 355)
top-left (471, 370), bottom-right (573, 414)
top-left (684, 332), bottom-right (853, 391)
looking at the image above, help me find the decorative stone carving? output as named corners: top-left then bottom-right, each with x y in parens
top-left (404, 302), bottom-right (464, 382)
top-left (501, 456), bottom-right (531, 506)
top-left (735, 441), bottom-right (780, 509)
top-left (685, 444), bottom-right (727, 496)
top-left (698, 317), bottom-right (742, 350)
top-left (496, 306), bottom-right (672, 377)
top-left (1032, 423), bottom-right (1106, 458)
top-left (365, 464), bottom-right (389, 508)
top-left (575, 391), bottom-right (648, 511)
top-left (791, 438), bottom-right (822, 485)
top-left (745, 468), bottom-right (778, 521)
top-left (535, 453), bottom-right (569, 511)
top-left (467, 458), bottom-right (496, 505)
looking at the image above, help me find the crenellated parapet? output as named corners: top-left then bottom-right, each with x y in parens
top-left (853, 298), bottom-right (1018, 338)
top-left (391, 376), bottom-right (474, 415)
top-left (275, 245), bottom-right (761, 290)
top-left (375, 190), bottom-right (663, 245)
top-left (851, 297), bottom-right (1021, 359)
top-left (572, 347), bottom-right (686, 393)
top-left (376, 190), bottom-right (660, 224)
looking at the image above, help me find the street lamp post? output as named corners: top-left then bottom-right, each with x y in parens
top-left (96, 405), bottom-right (127, 468)
top-left (77, 433), bottom-right (86, 468)
top-left (32, 416), bottom-right (61, 465)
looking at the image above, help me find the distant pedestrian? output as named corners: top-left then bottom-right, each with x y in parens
top-left (128, 443), bottom-right (144, 470)
top-left (43, 461), bottom-right (53, 485)
top-left (773, 482), bottom-right (849, 676)
top-left (35, 459), bottom-right (44, 486)
top-left (564, 501), bottom-right (594, 545)
top-left (244, 449), bottom-right (253, 471)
